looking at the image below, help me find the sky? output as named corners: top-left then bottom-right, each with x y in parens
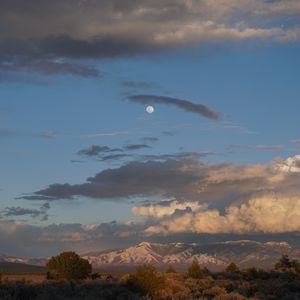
top-left (1, 0), bottom-right (300, 257)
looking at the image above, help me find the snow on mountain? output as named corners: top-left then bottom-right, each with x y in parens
top-left (0, 254), bottom-right (46, 266)
top-left (83, 240), bottom-right (299, 269)
top-left (1, 240), bottom-right (299, 270)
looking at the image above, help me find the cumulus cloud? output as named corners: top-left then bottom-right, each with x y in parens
top-left (18, 153), bottom-right (300, 237)
top-left (128, 95), bottom-right (222, 120)
top-left (132, 199), bottom-right (205, 219)
top-left (0, 0), bottom-right (299, 77)
top-left (145, 195), bottom-right (300, 235)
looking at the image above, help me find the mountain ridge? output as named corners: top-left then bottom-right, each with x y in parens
top-left (1, 240), bottom-right (299, 271)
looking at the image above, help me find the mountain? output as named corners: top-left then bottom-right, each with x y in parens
top-left (82, 240), bottom-right (300, 271)
top-left (1, 240), bottom-right (299, 271)
top-left (0, 253), bottom-right (46, 267)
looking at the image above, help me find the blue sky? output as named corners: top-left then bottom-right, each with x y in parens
top-left (1, 0), bottom-right (300, 256)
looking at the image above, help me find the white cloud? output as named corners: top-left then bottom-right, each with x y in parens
top-left (132, 199), bottom-right (206, 219)
top-left (145, 195), bottom-right (300, 235)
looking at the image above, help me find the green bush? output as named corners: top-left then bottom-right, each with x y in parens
top-left (127, 264), bottom-right (166, 297)
top-left (187, 259), bottom-right (203, 279)
top-left (47, 251), bottom-right (92, 280)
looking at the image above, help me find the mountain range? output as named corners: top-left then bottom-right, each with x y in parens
top-left (1, 240), bottom-right (299, 271)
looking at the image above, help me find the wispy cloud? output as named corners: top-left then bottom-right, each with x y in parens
top-left (0, 59), bottom-right (100, 78)
top-left (0, 204), bottom-right (50, 221)
top-left (78, 145), bottom-right (121, 157)
top-left (81, 131), bottom-right (129, 138)
top-left (228, 144), bottom-right (283, 152)
top-left (128, 95), bottom-right (222, 120)
top-left (124, 144), bottom-right (152, 151)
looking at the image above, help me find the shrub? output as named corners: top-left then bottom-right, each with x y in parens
top-left (226, 262), bottom-right (240, 274)
top-left (127, 264), bottom-right (166, 297)
top-left (165, 266), bottom-right (177, 273)
top-left (187, 259), bottom-right (204, 279)
top-left (275, 255), bottom-right (292, 272)
top-left (47, 251), bottom-right (92, 280)
top-left (91, 272), bottom-right (101, 280)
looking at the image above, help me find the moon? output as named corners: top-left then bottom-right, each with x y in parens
top-left (146, 105), bottom-right (154, 114)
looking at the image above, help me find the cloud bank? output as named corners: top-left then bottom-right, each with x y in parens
top-left (1, 0), bottom-right (300, 77)
top-left (5, 154), bottom-right (300, 256)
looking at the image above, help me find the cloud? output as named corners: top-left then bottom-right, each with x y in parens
top-left (16, 195), bottom-right (59, 201)
top-left (128, 95), bottom-right (222, 120)
top-left (0, 58), bottom-right (100, 78)
top-left (41, 131), bottom-right (57, 139)
top-left (81, 131), bottom-right (129, 138)
top-left (132, 199), bottom-right (205, 219)
top-left (0, 220), bottom-right (143, 257)
top-left (19, 152), bottom-right (300, 236)
top-left (77, 143), bottom-right (152, 159)
top-left (124, 144), bottom-right (151, 151)
top-left (0, 204), bottom-right (50, 221)
top-left (229, 144), bottom-right (283, 152)
top-left (145, 195), bottom-right (300, 235)
top-left (0, 0), bottom-right (300, 78)
top-left (99, 153), bottom-right (131, 161)
top-left (22, 159), bottom-right (200, 200)
top-left (78, 145), bottom-right (118, 157)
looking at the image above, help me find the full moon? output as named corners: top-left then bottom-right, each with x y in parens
top-left (146, 105), bottom-right (154, 114)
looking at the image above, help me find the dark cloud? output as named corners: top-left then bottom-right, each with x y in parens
top-left (99, 154), bottom-right (131, 161)
top-left (141, 151), bottom-right (213, 162)
top-left (0, 34), bottom-right (157, 78)
top-left (0, 0), bottom-right (298, 79)
top-left (24, 159), bottom-right (200, 200)
top-left (78, 145), bottom-right (114, 157)
top-left (128, 95), bottom-right (222, 120)
top-left (0, 58), bottom-right (100, 78)
top-left (124, 144), bottom-right (152, 151)
top-left (78, 143), bottom-right (152, 159)
top-left (16, 195), bottom-right (59, 201)
top-left (0, 205), bottom-right (49, 221)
